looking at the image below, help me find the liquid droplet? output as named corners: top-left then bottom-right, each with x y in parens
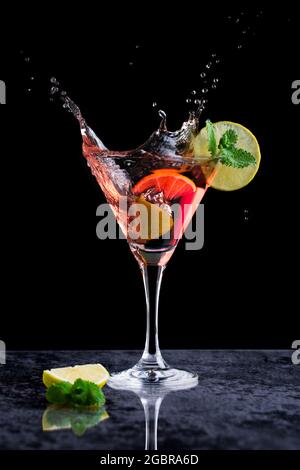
top-left (129, 61), bottom-right (134, 66)
top-left (50, 77), bottom-right (59, 85)
top-left (215, 59), bottom-right (221, 64)
top-left (50, 86), bottom-right (59, 94)
top-left (186, 98), bottom-right (192, 104)
top-left (213, 78), bottom-right (219, 83)
top-left (237, 44), bottom-right (243, 50)
top-left (158, 110), bottom-right (167, 130)
top-left (191, 90), bottom-right (197, 95)
top-left (135, 44), bottom-right (140, 49)
top-left (61, 91), bottom-right (67, 96)
top-left (27, 88), bottom-right (32, 92)
top-left (25, 57), bottom-right (30, 63)
top-left (211, 53), bottom-right (217, 58)
top-left (206, 62), bottom-right (212, 69)
top-left (152, 101), bottom-right (157, 108)
top-left (30, 76), bottom-right (35, 81)
top-left (194, 99), bottom-right (201, 105)
top-left (200, 72), bottom-right (206, 78)
top-left (202, 88), bottom-right (208, 94)
top-left (236, 18), bottom-right (240, 23)
top-left (212, 84), bottom-right (217, 89)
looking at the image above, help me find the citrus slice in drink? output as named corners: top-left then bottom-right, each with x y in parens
top-left (193, 121), bottom-right (261, 191)
top-left (128, 196), bottom-right (174, 241)
top-left (132, 169), bottom-right (196, 199)
top-left (43, 364), bottom-right (109, 388)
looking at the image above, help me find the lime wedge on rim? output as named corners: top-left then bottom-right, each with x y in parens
top-left (193, 121), bottom-right (261, 191)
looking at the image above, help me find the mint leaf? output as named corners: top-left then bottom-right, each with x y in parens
top-left (219, 129), bottom-right (238, 149)
top-left (86, 382), bottom-right (106, 407)
top-left (206, 120), bottom-right (217, 157)
top-left (46, 379), bottom-right (106, 407)
top-left (46, 381), bottom-right (72, 405)
top-left (219, 147), bottom-right (256, 168)
top-left (71, 379), bottom-right (89, 406)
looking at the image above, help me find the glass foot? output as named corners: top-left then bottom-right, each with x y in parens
top-left (108, 364), bottom-right (198, 391)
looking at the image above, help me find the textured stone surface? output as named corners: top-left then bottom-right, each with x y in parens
top-left (0, 350), bottom-right (299, 450)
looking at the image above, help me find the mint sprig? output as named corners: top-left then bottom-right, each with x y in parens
top-left (46, 379), bottom-right (106, 407)
top-left (206, 120), bottom-right (256, 168)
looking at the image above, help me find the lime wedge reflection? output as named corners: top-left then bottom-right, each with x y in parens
top-left (42, 405), bottom-right (109, 436)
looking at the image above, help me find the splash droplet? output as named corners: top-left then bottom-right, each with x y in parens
top-left (158, 110), bottom-right (167, 130)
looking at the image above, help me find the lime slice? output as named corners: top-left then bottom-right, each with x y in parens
top-left (128, 196), bottom-right (173, 241)
top-left (193, 121), bottom-right (261, 191)
top-left (43, 364), bottom-right (109, 388)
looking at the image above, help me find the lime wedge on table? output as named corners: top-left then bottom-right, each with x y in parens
top-left (43, 364), bottom-right (109, 388)
top-left (193, 121), bottom-right (261, 191)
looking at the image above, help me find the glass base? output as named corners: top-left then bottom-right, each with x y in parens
top-left (108, 364), bottom-right (198, 391)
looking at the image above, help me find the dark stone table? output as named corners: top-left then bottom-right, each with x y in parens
top-left (0, 350), bottom-right (299, 450)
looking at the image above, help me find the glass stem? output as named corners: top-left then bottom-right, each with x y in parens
top-left (139, 265), bottom-right (168, 370)
top-left (141, 396), bottom-right (163, 450)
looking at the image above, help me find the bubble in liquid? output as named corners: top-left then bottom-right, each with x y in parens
top-left (200, 72), bottom-right (206, 78)
top-left (152, 102), bottom-right (157, 108)
top-left (206, 62), bottom-right (212, 69)
top-left (191, 90), bottom-right (197, 95)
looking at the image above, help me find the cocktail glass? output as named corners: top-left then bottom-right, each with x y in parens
top-left (81, 115), bottom-right (217, 390)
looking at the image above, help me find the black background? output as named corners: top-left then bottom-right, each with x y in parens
top-left (1, 3), bottom-right (299, 350)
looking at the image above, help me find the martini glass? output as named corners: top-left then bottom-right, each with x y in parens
top-left (81, 113), bottom-right (217, 390)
